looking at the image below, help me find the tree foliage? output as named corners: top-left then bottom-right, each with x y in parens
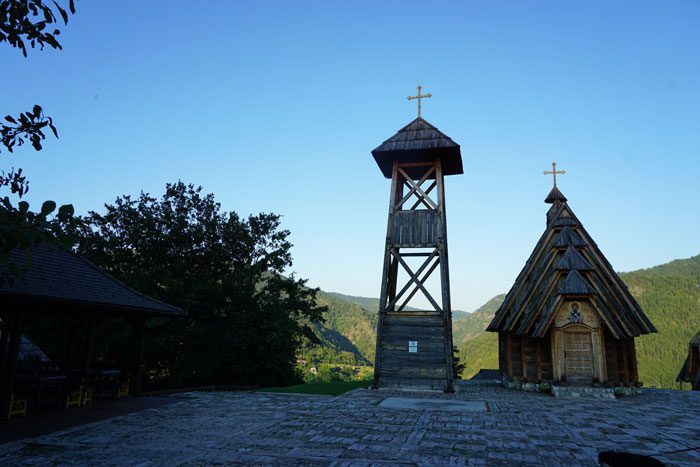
top-left (0, 197), bottom-right (75, 285)
top-left (1, 105), bottom-right (58, 196)
top-left (0, 0), bottom-right (75, 56)
top-left (0, 1), bottom-right (77, 280)
top-left (76, 181), bottom-right (326, 388)
top-left (1, 0), bottom-right (76, 196)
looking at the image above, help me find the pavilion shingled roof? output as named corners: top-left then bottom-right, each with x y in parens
top-left (371, 117), bottom-right (463, 178)
top-left (0, 242), bottom-right (183, 316)
top-left (487, 191), bottom-right (656, 339)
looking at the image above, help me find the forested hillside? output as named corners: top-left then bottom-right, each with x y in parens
top-left (296, 292), bottom-right (377, 381)
top-left (453, 295), bottom-right (505, 346)
top-left (619, 254), bottom-right (700, 388)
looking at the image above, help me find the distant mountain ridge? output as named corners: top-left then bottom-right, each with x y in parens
top-left (452, 294), bottom-right (505, 346)
top-left (325, 291), bottom-right (471, 320)
top-left (303, 291), bottom-right (486, 371)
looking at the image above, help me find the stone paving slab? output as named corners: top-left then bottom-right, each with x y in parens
top-left (0, 381), bottom-right (698, 466)
top-left (379, 397), bottom-right (487, 412)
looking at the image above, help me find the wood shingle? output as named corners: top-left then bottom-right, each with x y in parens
top-left (371, 117), bottom-right (462, 179)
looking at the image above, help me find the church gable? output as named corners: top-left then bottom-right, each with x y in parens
top-left (488, 190), bottom-right (656, 339)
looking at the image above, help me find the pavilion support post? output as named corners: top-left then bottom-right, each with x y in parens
top-left (83, 315), bottom-right (97, 373)
top-left (63, 314), bottom-right (77, 368)
top-left (80, 314), bottom-right (97, 404)
top-left (133, 316), bottom-right (147, 396)
top-left (1, 311), bottom-right (24, 420)
top-left (0, 313), bottom-right (9, 366)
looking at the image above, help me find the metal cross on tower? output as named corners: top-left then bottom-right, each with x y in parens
top-left (407, 85), bottom-right (432, 118)
top-left (544, 161), bottom-right (566, 188)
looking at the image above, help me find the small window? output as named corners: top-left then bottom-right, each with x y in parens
top-left (408, 341), bottom-right (418, 353)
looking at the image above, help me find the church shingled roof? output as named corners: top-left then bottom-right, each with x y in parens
top-left (559, 270), bottom-right (596, 294)
top-left (371, 117), bottom-right (463, 179)
top-left (545, 186), bottom-right (567, 204)
top-left (487, 191), bottom-right (656, 339)
top-left (556, 246), bottom-right (593, 271)
top-left (553, 226), bottom-right (587, 248)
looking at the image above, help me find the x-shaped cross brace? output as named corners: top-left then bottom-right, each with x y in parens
top-left (395, 166), bottom-right (438, 211)
top-left (385, 248), bottom-right (442, 312)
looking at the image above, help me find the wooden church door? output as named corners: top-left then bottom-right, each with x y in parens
top-left (564, 331), bottom-right (594, 381)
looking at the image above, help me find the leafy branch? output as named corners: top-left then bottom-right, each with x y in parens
top-left (1, 104), bottom-right (58, 196)
top-left (0, 0), bottom-right (76, 56)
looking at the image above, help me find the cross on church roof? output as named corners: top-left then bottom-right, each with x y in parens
top-left (407, 85), bottom-right (431, 118)
top-left (544, 161), bottom-right (566, 188)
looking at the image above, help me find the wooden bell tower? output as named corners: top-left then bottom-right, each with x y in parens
top-left (371, 87), bottom-right (463, 392)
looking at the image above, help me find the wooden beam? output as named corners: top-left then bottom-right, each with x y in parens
top-left (386, 257), bottom-right (398, 312)
top-left (1, 311), bottom-right (23, 420)
top-left (396, 167), bottom-right (437, 210)
top-left (392, 251), bottom-right (442, 312)
top-left (610, 336), bottom-right (619, 384)
top-left (535, 338), bottom-right (542, 381)
top-left (373, 161), bottom-right (400, 389)
top-left (628, 338), bottom-right (638, 384)
top-left (397, 161), bottom-right (434, 168)
top-left (397, 257), bottom-right (440, 312)
top-left (409, 181), bottom-right (437, 210)
top-left (386, 248), bottom-right (439, 311)
top-left (0, 313), bottom-right (9, 367)
top-left (63, 314), bottom-right (77, 368)
top-left (521, 335), bottom-right (528, 380)
top-left (133, 316), bottom-right (147, 395)
top-left (434, 158), bottom-right (454, 393)
top-left (506, 333), bottom-right (513, 378)
top-left (402, 181), bottom-right (433, 210)
top-left (621, 340), bottom-right (630, 386)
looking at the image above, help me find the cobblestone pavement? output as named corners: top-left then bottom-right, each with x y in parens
top-left (1, 381), bottom-right (699, 466)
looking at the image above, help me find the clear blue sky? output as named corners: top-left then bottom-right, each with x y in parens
top-left (3, 1), bottom-right (699, 311)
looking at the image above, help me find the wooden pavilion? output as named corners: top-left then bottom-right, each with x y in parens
top-left (487, 167), bottom-right (656, 387)
top-left (0, 242), bottom-right (182, 419)
top-left (676, 331), bottom-right (700, 390)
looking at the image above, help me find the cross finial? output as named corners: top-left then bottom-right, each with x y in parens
top-left (543, 161), bottom-right (566, 188)
top-left (407, 85), bottom-right (432, 118)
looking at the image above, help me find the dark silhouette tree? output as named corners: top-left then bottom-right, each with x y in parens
top-left (77, 182), bottom-right (326, 388)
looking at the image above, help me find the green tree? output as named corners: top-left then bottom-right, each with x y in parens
top-left (77, 181), bottom-right (326, 388)
top-left (452, 345), bottom-right (466, 380)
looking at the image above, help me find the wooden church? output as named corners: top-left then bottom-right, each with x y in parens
top-left (487, 166), bottom-right (657, 387)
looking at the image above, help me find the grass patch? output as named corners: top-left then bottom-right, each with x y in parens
top-left (259, 380), bottom-right (372, 396)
